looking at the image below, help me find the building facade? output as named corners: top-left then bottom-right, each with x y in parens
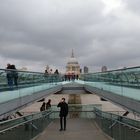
top-left (66, 50), bottom-right (80, 75)
top-left (84, 66), bottom-right (89, 73)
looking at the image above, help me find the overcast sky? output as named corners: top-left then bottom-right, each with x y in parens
top-left (0, 0), bottom-right (140, 72)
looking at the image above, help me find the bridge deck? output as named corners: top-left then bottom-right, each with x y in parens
top-left (35, 118), bottom-right (111, 140)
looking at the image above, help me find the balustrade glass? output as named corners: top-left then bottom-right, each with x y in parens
top-left (80, 66), bottom-right (140, 101)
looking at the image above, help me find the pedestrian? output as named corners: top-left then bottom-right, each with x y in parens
top-left (54, 69), bottom-right (59, 74)
top-left (54, 69), bottom-right (59, 83)
top-left (40, 102), bottom-right (46, 112)
top-left (46, 99), bottom-right (51, 110)
top-left (57, 98), bottom-right (68, 131)
top-left (10, 64), bottom-right (18, 87)
top-left (6, 63), bottom-right (13, 89)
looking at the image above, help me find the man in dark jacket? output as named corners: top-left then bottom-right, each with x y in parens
top-left (57, 98), bottom-right (68, 131)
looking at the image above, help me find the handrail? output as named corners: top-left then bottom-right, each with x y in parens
top-left (94, 107), bottom-right (140, 132)
top-left (0, 104), bottom-right (101, 133)
top-left (80, 66), bottom-right (140, 75)
top-left (1, 105), bottom-right (140, 134)
top-left (80, 66), bottom-right (140, 87)
top-left (0, 119), bottom-right (36, 134)
top-left (115, 120), bottom-right (140, 132)
top-left (0, 69), bottom-right (63, 91)
top-left (0, 111), bottom-right (43, 125)
top-left (0, 110), bottom-right (95, 134)
top-left (0, 111), bottom-right (53, 134)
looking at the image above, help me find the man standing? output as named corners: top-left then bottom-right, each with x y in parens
top-left (57, 98), bottom-right (68, 131)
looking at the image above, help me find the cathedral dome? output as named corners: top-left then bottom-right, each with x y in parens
top-left (67, 57), bottom-right (79, 64)
top-left (66, 50), bottom-right (80, 75)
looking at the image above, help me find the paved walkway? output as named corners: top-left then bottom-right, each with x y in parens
top-left (35, 119), bottom-right (111, 140)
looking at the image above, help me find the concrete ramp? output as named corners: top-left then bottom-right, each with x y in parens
top-left (35, 119), bottom-right (111, 140)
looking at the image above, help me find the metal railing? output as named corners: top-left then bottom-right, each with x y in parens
top-left (0, 104), bottom-right (140, 140)
top-left (0, 104), bottom-right (101, 140)
top-left (0, 69), bottom-right (63, 106)
top-left (80, 66), bottom-right (140, 88)
top-left (94, 107), bottom-right (140, 140)
top-left (80, 66), bottom-right (140, 102)
top-left (0, 68), bottom-right (63, 91)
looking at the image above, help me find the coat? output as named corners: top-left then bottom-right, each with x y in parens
top-left (57, 102), bottom-right (68, 117)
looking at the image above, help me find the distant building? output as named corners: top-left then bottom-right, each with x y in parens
top-left (80, 68), bottom-right (82, 73)
top-left (101, 66), bottom-right (107, 72)
top-left (84, 66), bottom-right (89, 73)
top-left (66, 50), bottom-right (80, 75)
top-left (19, 67), bottom-right (28, 71)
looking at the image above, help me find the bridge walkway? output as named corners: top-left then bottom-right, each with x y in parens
top-left (35, 118), bottom-right (111, 140)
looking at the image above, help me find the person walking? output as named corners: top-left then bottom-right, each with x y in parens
top-left (46, 99), bottom-right (51, 110)
top-left (40, 102), bottom-right (46, 112)
top-left (57, 98), bottom-right (68, 131)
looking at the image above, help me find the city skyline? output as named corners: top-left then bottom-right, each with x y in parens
top-left (0, 0), bottom-right (140, 72)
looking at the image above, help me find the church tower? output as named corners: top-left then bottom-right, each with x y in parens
top-left (66, 50), bottom-right (80, 75)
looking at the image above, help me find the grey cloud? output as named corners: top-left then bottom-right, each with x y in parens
top-left (124, 0), bottom-right (140, 14)
top-left (0, 0), bottom-right (140, 72)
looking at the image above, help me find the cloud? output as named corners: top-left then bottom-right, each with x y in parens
top-left (0, 0), bottom-right (140, 72)
top-left (124, 0), bottom-right (140, 15)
